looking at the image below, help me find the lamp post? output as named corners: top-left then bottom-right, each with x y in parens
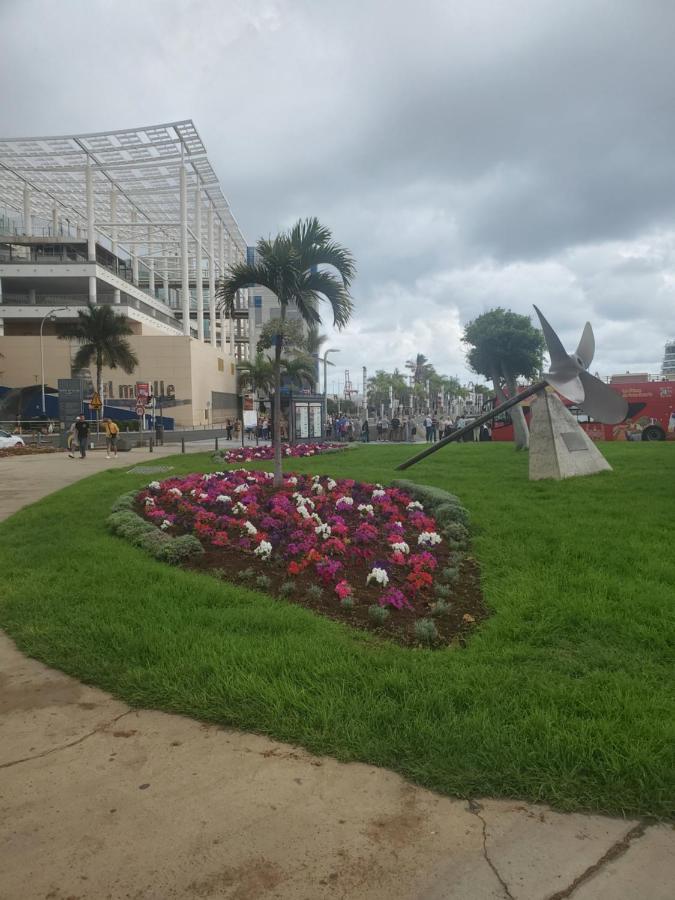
top-left (40, 307), bottom-right (67, 415)
top-left (322, 348), bottom-right (340, 433)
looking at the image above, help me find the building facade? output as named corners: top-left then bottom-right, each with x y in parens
top-left (0, 121), bottom-right (257, 426)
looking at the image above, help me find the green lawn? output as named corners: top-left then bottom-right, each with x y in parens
top-left (1, 442), bottom-right (673, 818)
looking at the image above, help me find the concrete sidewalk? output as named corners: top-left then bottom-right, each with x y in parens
top-left (0, 453), bottom-right (672, 899)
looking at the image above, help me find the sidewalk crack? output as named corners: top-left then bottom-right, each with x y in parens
top-left (0, 709), bottom-right (133, 770)
top-left (467, 799), bottom-right (515, 900)
top-left (544, 821), bottom-right (648, 900)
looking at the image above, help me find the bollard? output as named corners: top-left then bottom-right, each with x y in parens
top-left (149, 437), bottom-right (154, 453)
top-left (181, 438), bottom-right (185, 454)
top-left (215, 437), bottom-right (219, 451)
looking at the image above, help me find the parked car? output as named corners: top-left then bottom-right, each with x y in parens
top-left (0, 430), bottom-right (25, 449)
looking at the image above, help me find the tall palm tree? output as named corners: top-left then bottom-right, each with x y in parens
top-left (302, 325), bottom-right (328, 391)
top-left (217, 217), bottom-right (355, 485)
top-left (282, 355), bottom-right (317, 391)
top-left (237, 353), bottom-right (275, 397)
top-left (58, 302), bottom-right (139, 420)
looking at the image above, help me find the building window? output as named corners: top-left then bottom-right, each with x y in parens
top-left (254, 295), bottom-right (262, 325)
top-left (218, 358), bottom-right (224, 371)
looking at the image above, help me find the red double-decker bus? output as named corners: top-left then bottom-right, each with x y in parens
top-left (488, 375), bottom-right (675, 442)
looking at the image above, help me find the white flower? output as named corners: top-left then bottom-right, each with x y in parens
top-left (293, 493), bottom-right (315, 510)
top-left (297, 505), bottom-right (311, 519)
top-left (199, 493), bottom-right (209, 500)
top-left (243, 520), bottom-right (258, 536)
top-left (372, 489), bottom-right (386, 499)
top-left (160, 519), bottom-right (172, 530)
top-left (358, 503), bottom-right (374, 517)
top-left (202, 473), bottom-right (215, 481)
top-left (287, 476), bottom-right (298, 485)
top-left (168, 488), bottom-right (182, 498)
top-left (326, 478), bottom-right (337, 491)
top-left (375, 483), bottom-right (384, 489)
top-left (285, 448), bottom-right (292, 455)
top-left (366, 567), bottom-right (389, 587)
top-left (216, 494), bottom-right (231, 504)
top-left (391, 541), bottom-right (410, 554)
top-left (148, 481), bottom-right (161, 491)
top-left (311, 483), bottom-right (324, 495)
top-left (254, 540), bottom-right (272, 560)
top-left (232, 502), bottom-right (247, 515)
top-left (406, 501), bottom-right (424, 511)
top-left (234, 484), bottom-right (248, 494)
top-left (315, 523), bottom-right (332, 539)
top-left (336, 496), bottom-right (353, 509)
top-left (144, 497), bottom-right (155, 507)
top-left (418, 531), bottom-right (441, 547)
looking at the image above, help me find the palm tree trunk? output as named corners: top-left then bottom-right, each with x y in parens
top-left (272, 319), bottom-right (284, 487)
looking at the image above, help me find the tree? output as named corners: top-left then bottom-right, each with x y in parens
top-left (237, 353), bottom-right (275, 397)
top-left (282, 355), bottom-right (317, 391)
top-left (217, 217), bottom-right (355, 485)
top-left (58, 303), bottom-right (139, 421)
top-left (462, 308), bottom-right (544, 449)
top-left (367, 369), bottom-right (411, 414)
top-left (302, 325), bottom-right (328, 391)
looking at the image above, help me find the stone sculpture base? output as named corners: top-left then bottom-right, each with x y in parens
top-left (529, 390), bottom-right (612, 481)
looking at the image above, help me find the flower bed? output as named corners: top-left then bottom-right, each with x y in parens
top-left (214, 442), bottom-right (347, 464)
top-left (129, 470), bottom-right (486, 647)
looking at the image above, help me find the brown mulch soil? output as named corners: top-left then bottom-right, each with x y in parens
top-left (183, 545), bottom-right (488, 649)
top-left (0, 445), bottom-right (59, 458)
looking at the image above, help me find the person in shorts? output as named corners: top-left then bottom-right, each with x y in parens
top-left (102, 418), bottom-right (120, 458)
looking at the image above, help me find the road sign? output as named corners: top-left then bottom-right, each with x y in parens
top-left (89, 391), bottom-right (102, 411)
top-left (135, 404), bottom-right (146, 416)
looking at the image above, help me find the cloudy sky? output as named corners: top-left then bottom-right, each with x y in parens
top-left (2, 0), bottom-right (674, 388)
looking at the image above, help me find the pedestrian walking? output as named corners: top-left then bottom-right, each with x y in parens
top-left (226, 419), bottom-right (233, 440)
top-left (361, 418), bottom-right (370, 442)
top-left (74, 415), bottom-right (89, 459)
top-left (102, 417), bottom-right (119, 458)
top-left (423, 414), bottom-right (433, 442)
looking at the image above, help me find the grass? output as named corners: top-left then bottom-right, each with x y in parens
top-left (1, 442), bottom-right (673, 818)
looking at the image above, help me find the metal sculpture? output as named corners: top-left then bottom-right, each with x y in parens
top-left (396, 306), bottom-right (628, 471)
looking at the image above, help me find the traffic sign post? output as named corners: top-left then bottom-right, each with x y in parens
top-left (89, 391), bottom-right (102, 411)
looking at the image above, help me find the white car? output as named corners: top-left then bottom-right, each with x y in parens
top-left (0, 430), bottom-right (25, 449)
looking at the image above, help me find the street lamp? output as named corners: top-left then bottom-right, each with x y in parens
top-left (40, 307), bottom-right (67, 415)
top-left (322, 348), bottom-right (340, 431)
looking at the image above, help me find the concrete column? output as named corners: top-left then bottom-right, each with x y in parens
top-left (23, 184), bottom-right (31, 236)
top-left (28, 288), bottom-right (37, 305)
top-left (85, 163), bottom-right (95, 262)
top-left (51, 205), bottom-right (58, 237)
top-left (194, 181), bottom-right (204, 341)
top-left (89, 275), bottom-right (97, 305)
top-left (248, 290), bottom-right (256, 360)
top-left (219, 221), bottom-right (227, 350)
top-left (110, 189), bottom-right (117, 256)
top-left (220, 306), bottom-right (227, 352)
top-left (229, 303), bottom-right (235, 356)
top-left (208, 204), bottom-right (216, 346)
top-left (131, 209), bottom-right (139, 285)
top-left (162, 242), bottom-right (169, 305)
top-left (113, 289), bottom-right (121, 305)
top-left (180, 165), bottom-right (190, 336)
top-left (147, 226), bottom-right (155, 297)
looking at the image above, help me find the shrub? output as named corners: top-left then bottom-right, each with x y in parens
top-left (368, 604), bottom-right (390, 624)
top-left (430, 599), bottom-right (450, 616)
top-left (211, 568), bottom-right (227, 580)
top-left (236, 567), bottom-right (255, 582)
top-left (138, 530), bottom-right (172, 557)
top-left (156, 534), bottom-right (204, 565)
top-left (440, 566), bottom-right (460, 585)
top-left (278, 580), bottom-right (295, 597)
top-left (340, 596), bottom-right (355, 610)
top-left (255, 574), bottom-right (272, 591)
top-left (441, 521), bottom-right (470, 544)
top-left (306, 584), bottom-right (323, 601)
top-left (434, 583), bottom-right (452, 599)
top-left (415, 618), bottom-right (439, 645)
top-left (110, 491), bottom-right (138, 513)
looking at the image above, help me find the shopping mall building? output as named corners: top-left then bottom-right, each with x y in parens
top-left (0, 120), bottom-right (284, 427)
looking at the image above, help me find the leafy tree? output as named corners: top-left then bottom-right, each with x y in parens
top-left (405, 352), bottom-right (434, 385)
top-left (367, 369), bottom-right (411, 414)
top-left (462, 308), bottom-right (544, 449)
top-left (218, 217), bottom-right (354, 485)
top-left (58, 302), bottom-right (138, 419)
top-left (282, 355), bottom-right (317, 390)
top-left (237, 353), bottom-right (275, 397)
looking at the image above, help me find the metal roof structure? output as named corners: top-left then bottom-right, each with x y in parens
top-left (0, 120), bottom-right (247, 277)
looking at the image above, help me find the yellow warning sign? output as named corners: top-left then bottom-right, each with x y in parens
top-left (89, 391), bottom-right (102, 411)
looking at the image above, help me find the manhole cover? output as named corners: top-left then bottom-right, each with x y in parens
top-left (127, 465), bottom-right (175, 474)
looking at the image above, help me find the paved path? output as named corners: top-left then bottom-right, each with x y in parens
top-left (0, 453), bottom-right (672, 900)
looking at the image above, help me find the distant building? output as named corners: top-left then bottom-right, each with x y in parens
top-left (663, 341), bottom-right (675, 376)
top-left (0, 121), bottom-right (257, 425)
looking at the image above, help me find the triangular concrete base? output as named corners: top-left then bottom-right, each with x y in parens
top-left (529, 390), bottom-right (612, 481)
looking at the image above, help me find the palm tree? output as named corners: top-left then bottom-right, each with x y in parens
top-left (237, 353), bottom-right (275, 397)
top-left (282, 355), bottom-right (317, 390)
top-left (58, 303), bottom-right (139, 421)
top-left (302, 325), bottom-right (328, 390)
top-left (217, 217), bottom-right (355, 485)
